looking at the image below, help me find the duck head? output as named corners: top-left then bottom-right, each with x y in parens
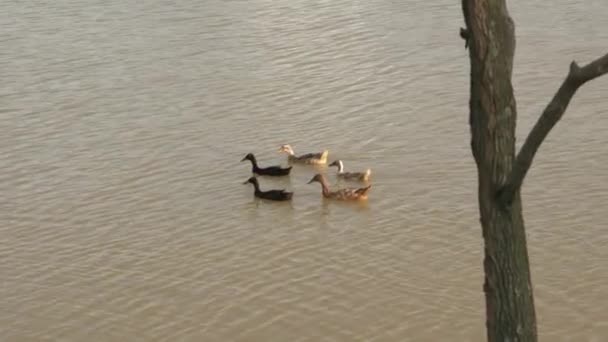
top-left (242, 176), bottom-right (258, 185)
top-left (329, 160), bottom-right (344, 172)
top-left (307, 174), bottom-right (324, 184)
top-left (241, 153), bottom-right (255, 162)
top-left (278, 144), bottom-right (294, 155)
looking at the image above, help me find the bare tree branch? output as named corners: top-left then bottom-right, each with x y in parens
top-left (499, 53), bottom-right (608, 203)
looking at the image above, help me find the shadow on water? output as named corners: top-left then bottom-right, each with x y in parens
top-left (251, 197), bottom-right (295, 209)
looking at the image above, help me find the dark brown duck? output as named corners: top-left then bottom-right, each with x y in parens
top-left (243, 176), bottom-right (293, 201)
top-left (241, 153), bottom-right (292, 176)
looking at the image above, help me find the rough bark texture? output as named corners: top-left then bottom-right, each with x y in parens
top-left (461, 1), bottom-right (538, 341)
top-left (461, 1), bottom-right (608, 341)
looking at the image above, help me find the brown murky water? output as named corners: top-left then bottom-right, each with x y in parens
top-left (2, 0), bottom-right (608, 341)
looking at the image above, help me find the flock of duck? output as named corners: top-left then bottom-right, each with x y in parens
top-left (242, 144), bottom-right (373, 202)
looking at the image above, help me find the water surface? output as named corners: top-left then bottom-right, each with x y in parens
top-left (2, 0), bottom-right (608, 341)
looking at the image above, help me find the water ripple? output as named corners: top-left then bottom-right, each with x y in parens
top-left (2, 0), bottom-right (608, 341)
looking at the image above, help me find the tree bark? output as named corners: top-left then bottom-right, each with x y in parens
top-left (460, 0), bottom-right (608, 342)
top-left (461, 1), bottom-right (608, 341)
top-left (461, 1), bottom-right (538, 341)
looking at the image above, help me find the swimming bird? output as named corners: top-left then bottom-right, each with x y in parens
top-left (329, 159), bottom-right (371, 182)
top-left (278, 144), bottom-right (328, 164)
top-left (243, 176), bottom-right (293, 201)
top-left (241, 153), bottom-right (292, 176)
top-left (307, 173), bottom-right (371, 201)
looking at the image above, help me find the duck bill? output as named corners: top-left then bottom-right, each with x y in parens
top-left (240, 157), bottom-right (247, 162)
top-left (242, 180), bottom-right (250, 184)
top-left (307, 179), bottom-right (315, 184)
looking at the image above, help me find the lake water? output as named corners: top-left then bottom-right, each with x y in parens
top-left (2, 0), bottom-right (608, 341)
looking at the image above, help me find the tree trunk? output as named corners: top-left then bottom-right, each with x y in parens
top-left (461, 1), bottom-right (538, 341)
top-left (461, 1), bottom-right (608, 341)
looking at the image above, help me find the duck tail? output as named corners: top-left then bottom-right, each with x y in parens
top-left (320, 150), bottom-right (329, 163)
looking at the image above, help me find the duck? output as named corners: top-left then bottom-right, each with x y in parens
top-left (307, 173), bottom-right (371, 201)
top-left (241, 153), bottom-right (292, 176)
top-left (329, 159), bottom-right (371, 182)
top-left (243, 176), bottom-right (293, 201)
top-left (278, 144), bottom-right (328, 165)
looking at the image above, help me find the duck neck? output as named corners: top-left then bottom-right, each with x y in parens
top-left (250, 179), bottom-right (261, 193)
top-left (248, 155), bottom-right (259, 169)
top-left (336, 161), bottom-right (344, 173)
top-left (318, 176), bottom-right (331, 196)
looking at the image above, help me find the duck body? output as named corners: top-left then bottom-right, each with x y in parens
top-left (278, 144), bottom-right (328, 165)
top-left (329, 160), bottom-right (371, 182)
top-left (241, 153), bottom-right (292, 176)
top-left (243, 176), bottom-right (293, 201)
top-left (307, 174), bottom-right (371, 201)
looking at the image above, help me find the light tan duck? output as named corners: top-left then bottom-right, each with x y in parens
top-left (307, 173), bottom-right (371, 201)
top-left (329, 160), bottom-right (371, 182)
top-left (278, 144), bottom-right (328, 165)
